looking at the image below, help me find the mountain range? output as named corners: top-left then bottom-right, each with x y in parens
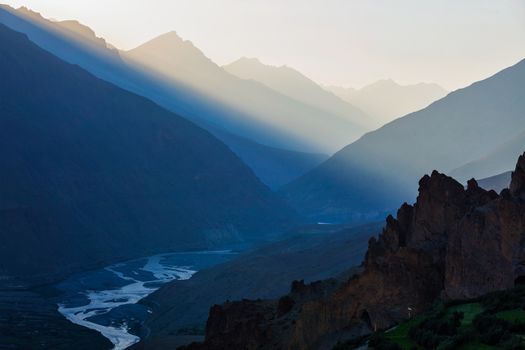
top-left (123, 36), bottom-right (369, 154)
top-left (326, 79), bottom-right (448, 127)
top-left (0, 5), bottom-right (342, 188)
top-left (283, 58), bottom-right (525, 223)
top-left (0, 23), bottom-right (298, 283)
top-left (1, 4), bottom-right (524, 350)
top-left (223, 57), bottom-right (374, 129)
top-left (0, 5), bottom-right (459, 192)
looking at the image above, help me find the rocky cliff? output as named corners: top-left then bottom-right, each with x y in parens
top-left (185, 152), bottom-right (525, 350)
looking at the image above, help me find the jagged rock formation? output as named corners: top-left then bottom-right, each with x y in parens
top-left (186, 152), bottom-right (525, 350)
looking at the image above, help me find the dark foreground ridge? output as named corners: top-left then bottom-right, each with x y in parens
top-left (184, 152), bottom-right (525, 350)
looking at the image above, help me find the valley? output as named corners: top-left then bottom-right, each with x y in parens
top-left (0, 2), bottom-right (523, 350)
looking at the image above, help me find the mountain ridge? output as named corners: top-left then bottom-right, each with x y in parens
top-left (325, 79), bottom-right (448, 126)
top-left (0, 23), bottom-right (298, 284)
top-left (223, 57), bottom-right (372, 129)
top-left (124, 33), bottom-right (369, 153)
top-left (0, 5), bottom-right (337, 188)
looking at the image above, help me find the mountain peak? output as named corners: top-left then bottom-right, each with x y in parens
top-left (361, 79), bottom-right (447, 93)
top-left (151, 30), bottom-right (185, 44)
top-left (129, 30), bottom-right (203, 56)
top-left (226, 57), bottom-right (292, 73)
top-left (1, 5), bottom-right (113, 51)
top-left (233, 57), bottom-right (263, 65)
top-left (363, 79), bottom-right (402, 90)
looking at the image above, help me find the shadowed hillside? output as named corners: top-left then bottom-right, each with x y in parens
top-left (0, 23), bottom-right (299, 284)
top-left (0, 5), bottom-right (335, 188)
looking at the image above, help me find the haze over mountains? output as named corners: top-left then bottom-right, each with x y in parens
top-left (223, 58), bottom-right (449, 130)
top-left (450, 129), bottom-right (525, 182)
top-left (123, 33), bottom-right (369, 153)
top-left (1, 3), bottom-right (523, 350)
top-left (0, 5), bottom-right (344, 188)
top-left (223, 57), bottom-right (373, 129)
top-left (326, 80), bottom-right (448, 127)
top-left (0, 23), bottom-right (298, 282)
top-left (283, 58), bottom-right (525, 222)
top-left (0, 5), bottom-right (461, 192)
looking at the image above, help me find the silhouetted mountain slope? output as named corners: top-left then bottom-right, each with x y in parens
top-left (223, 57), bottom-right (372, 129)
top-left (450, 129), bottom-right (525, 182)
top-left (185, 152), bottom-right (525, 350)
top-left (283, 58), bottom-right (525, 222)
top-left (130, 222), bottom-right (380, 349)
top-left (124, 34), bottom-right (368, 153)
top-left (0, 6), bottom-right (329, 187)
top-left (326, 80), bottom-right (448, 127)
top-left (0, 24), bottom-right (298, 284)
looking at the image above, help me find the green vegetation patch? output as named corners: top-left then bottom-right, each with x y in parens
top-left (496, 309), bottom-right (525, 323)
top-left (333, 287), bottom-right (525, 350)
top-left (445, 303), bottom-right (483, 328)
top-left (383, 314), bottom-right (426, 349)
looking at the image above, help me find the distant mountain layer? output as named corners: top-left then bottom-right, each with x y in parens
top-left (283, 58), bottom-right (525, 223)
top-left (0, 5), bottom-right (336, 188)
top-left (326, 80), bottom-right (448, 127)
top-left (123, 35), bottom-right (369, 153)
top-left (223, 57), bottom-right (373, 129)
top-left (0, 23), bottom-right (298, 283)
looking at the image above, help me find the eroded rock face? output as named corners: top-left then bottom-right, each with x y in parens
top-left (187, 152), bottom-right (525, 350)
top-left (510, 153), bottom-right (525, 200)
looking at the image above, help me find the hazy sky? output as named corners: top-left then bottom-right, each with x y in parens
top-left (3, 0), bottom-right (525, 89)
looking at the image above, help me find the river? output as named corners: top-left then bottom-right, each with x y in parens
top-left (55, 251), bottom-right (236, 350)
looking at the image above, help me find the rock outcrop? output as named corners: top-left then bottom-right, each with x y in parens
top-left (510, 153), bottom-right (525, 200)
top-left (185, 152), bottom-right (525, 350)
